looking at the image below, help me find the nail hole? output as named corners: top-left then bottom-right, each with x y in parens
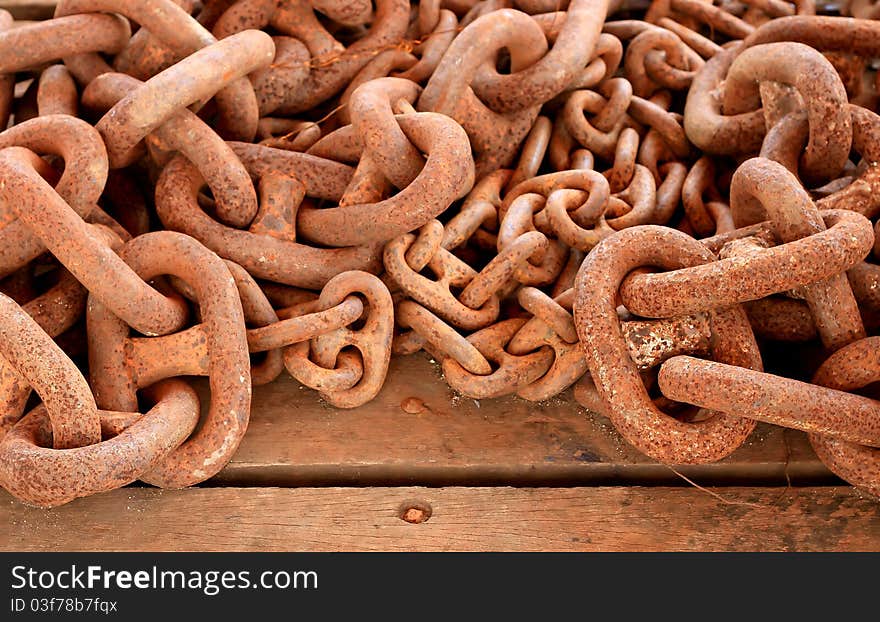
top-left (399, 500), bottom-right (432, 524)
top-left (400, 397), bottom-right (427, 414)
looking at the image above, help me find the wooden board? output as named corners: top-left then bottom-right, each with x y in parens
top-left (0, 0), bottom-right (55, 20)
top-left (1, 486), bottom-right (877, 551)
top-left (210, 353), bottom-right (832, 487)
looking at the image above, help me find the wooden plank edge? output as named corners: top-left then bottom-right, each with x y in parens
top-left (2, 486), bottom-right (877, 552)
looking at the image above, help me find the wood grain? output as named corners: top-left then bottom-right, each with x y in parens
top-left (1, 486), bottom-right (877, 551)
top-left (210, 353), bottom-right (831, 486)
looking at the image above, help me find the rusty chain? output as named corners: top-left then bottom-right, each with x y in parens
top-left (2, 0), bottom-right (880, 506)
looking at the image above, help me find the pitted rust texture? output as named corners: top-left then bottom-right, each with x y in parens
top-left (87, 231), bottom-right (251, 488)
top-left (657, 356), bottom-right (880, 446)
top-left (155, 154), bottom-right (382, 289)
top-left (573, 225), bottom-right (762, 464)
top-left (94, 30), bottom-right (275, 168)
top-left (83, 72), bottom-right (259, 228)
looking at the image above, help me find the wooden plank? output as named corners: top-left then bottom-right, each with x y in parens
top-left (210, 353), bottom-right (831, 486)
top-left (1, 486), bottom-right (876, 551)
top-left (0, 1), bottom-right (55, 20)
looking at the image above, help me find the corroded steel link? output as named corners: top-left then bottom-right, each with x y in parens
top-left (507, 116), bottom-right (552, 190)
top-left (0, 269), bottom-right (87, 439)
top-left (619, 210), bottom-right (873, 319)
top-left (657, 355), bottom-right (880, 447)
top-left (87, 231), bottom-right (250, 488)
top-left (0, 148), bottom-right (189, 337)
top-left (624, 28), bottom-right (699, 97)
top-left (563, 79), bottom-right (633, 161)
top-left (56, 0), bottom-right (213, 52)
top-left (758, 109), bottom-right (808, 178)
top-left (0, 14), bottom-right (130, 74)
top-left (621, 313), bottom-right (712, 369)
top-left (0, 291), bottom-right (99, 450)
top-left (471, 0), bottom-right (609, 112)
top-left (250, 36), bottom-right (310, 117)
top-left (563, 32), bottom-right (623, 91)
top-left (506, 288), bottom-right (588, 400)
top-left (156, 154), bottom-right (381, 290)
top-left (605, 164), bottom-right (658, 230)
top-left (84, 72), bottom-right (258, 228)
top-left (744, 297), bottom-right (818, 342)
top-left (419, 8), bottom-right (546, 175)
top-left (56, 0), bottom-right (263, 140)
top-left (404, 220), bottom-right (445, 271)
top-left (248, 296), bottom-right (365, 352)
top-left (297, 112), bottom-right (474, 246)
top-left (0, 116), bottom-right (108, 277)
top-left (36, 65), bottom-right (78, 117)
top-left (269, 0), bottom-right (410, 114)
top-left (384, 232), bottom-right (500, 330)
top-left (517, 287), bottom-right (579, 344)
top-left (4, 0), bottom-right (880, 506)
top-left (497, 194), bottom-right (569, 286)
top-left (626, 95), bottom-right (689, 159)
top-left (283, 340), bottom-right (362, 393)
top-left (544, 188), bottom-right (615, 251)
top-left (684, 46), bottom-right (765, 157)
top-left (654, 17), bottom-right (722, 59)
top-left (248, 173), bottom-right (304, 242)
top-left (396, 8), bottom-right (458, 83)
top-left (212, 0), bottom-right (277, 38)
top-left (730, 158), bottom-right (865, 350)
top-left (94, 30), bottom-right (274, 169)
top-left (604, 127), bottom-right (639, 193)
top-left (348, 78), bottom-right (425, 189)
top-left (442, 318), bottom-right (555, 399)
top-left (503, 168), bottom-right (611, 221)
top-left (338, 51), bottom-right (418, 125)
top-left (510, 286), bottom-right (711, 400)
top-left (230, 142), bottom-right (354, 200)
top-left (810, 338), bottom-right (880, 498)
top-left (464, 230), bottom-right (550, 302)
top-left (395, 300), bottom-right (493, 375)
top-left (112, 0), bottom-right (199, 80)
top-left (256, 119), bottom-right (322, 152)
top-left (817, 105), bottom-right (880, 220)
top-left (653, 0), bottom-right (755, 39)
top-left (312, 0), bottom-right (373, 25)
top-left (682, 156), bottom-right (725, 237)
top-left (0, 378), bottom-right (199, 508)
top-left (442, 186), bottom-right (504, 251)
top-left (743, 15), bottom-right (880, 55)
top-left (722, 43), bottom-right (850, 184)
top-left (0, 116), bottom-right (105, 216)
top-left (653, 161), bottom-right (688, 226)
top-left (284, 271), bottom-right (393, 408)
top-left (573, 225), bottom-right (763, 464)
top-left (161, 259), bottom-right (284, 386)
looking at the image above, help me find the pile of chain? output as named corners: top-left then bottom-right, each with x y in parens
top-left (1, 0), bottom-right (879, 507)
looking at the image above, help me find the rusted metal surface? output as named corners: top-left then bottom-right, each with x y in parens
top-left (1, 2), bottom-right (880, 506)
